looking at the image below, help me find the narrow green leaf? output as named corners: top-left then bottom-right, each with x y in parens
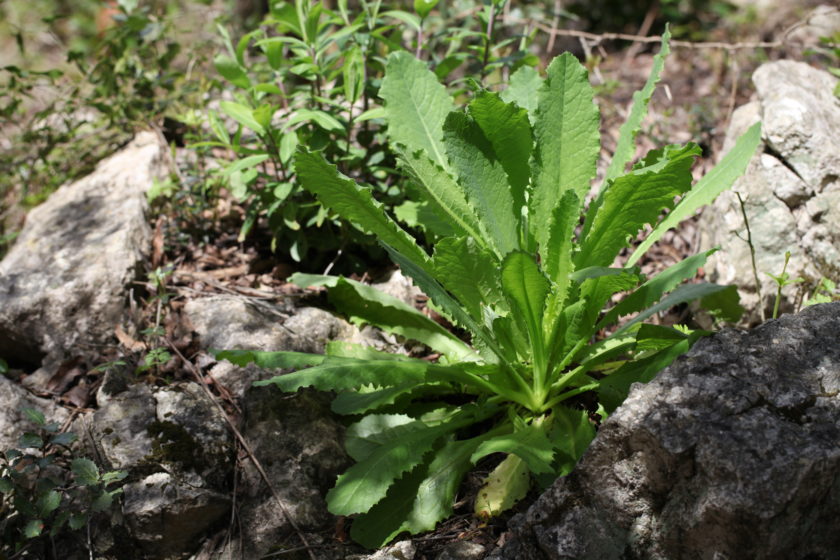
top-left (295, 149), bottom-right (430, 269)
top-left (71, 458), bottom-right (100, 486)
top-left (214, 349), bottom-right (327, 370)
top-left (327, 422), bottom-right (451, 515)
top-left (550, 406), bottom-right (595, 469)
top-left (501, 252), bottom-right (550, 378)
top-left (221, 154), bottom-right (269, 176)
top-left (604, 28), bottom-right (671, 183)
top-left (627, 122), bottom-right (762, 266)
top-left (578, 144), bottom-right (699, 269)
top-left (443, 112), bottom-right (520, 256)
top-left (380, 51), bottom-right (455, 169)
top-left (22, 408), bottom-right (46, 426)
top-left (468, 91), bottom-right (532, 207)
top-left (474, 454), bottom-right (530, 519)
top-left (500, 65), bottom-right (542, 119)
top-left (530, 53), bottom-right (600, 253)
top-left (598, 249), bottom-right (716, 328)
top-left (254, 358), bottom-right (429, 392)
top-left (219, 101), bottom-right (265, 135)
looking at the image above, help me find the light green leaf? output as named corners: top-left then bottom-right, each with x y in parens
top-left (333, 384), bottom-right (421, 416)
top-left (530, 53), bottom-right (600, 254)
top-left (91, 490), bottom-right (114, 512)
top-left (501, 252), bottom-right (550, 378)
top-left (474, 454), bottom-right (530, 519)
top-left (24, 519), bottom-right (43, 539)
top-left (414, 0), bottom-right (439, 19)
top-left (627, 122), bottom-right (762, 266)
top-left (254, 358), bottom-right (430, 392)
top-left (286, 109), bottom-right (345, 132)
top-left (295, 149), bottom-right (430, 269)
top-left (604, 28), bottom-right (671, 183)
top-left (214, 349), bottom-right (327, 370)
top-left (578, 144), bottom-right (699, 269)
top-left (327, 422), bottom-right (451, 515)
top-left (219, 101), bottom-right (265, 135)
top-left (345, 414), bottom-right (418, 461)
top-left (550, 406), bottom-right (595, 469)
top-left (221, 154), bottom-right (269, 176)
top-left (22, 408), bottom-right (46, 426)
top-left (214, 54), bottom-right (251, 89)
top-left (443, 112), bottom-right (520, 257)
top-left (598, 249), bottom-right (716, 328)
top-left (381, 51), bottom-right (454, 169)
top-left (500, 65), bottom-right (542, 119)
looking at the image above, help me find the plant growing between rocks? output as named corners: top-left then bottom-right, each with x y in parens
top-left (0, 408), bottom-right (126, 558)
top-left (221, 29), bottom-right (761, 548)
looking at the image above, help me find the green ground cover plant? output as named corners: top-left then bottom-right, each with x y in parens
top-left (205, 0), bottom-right (537, 269)
top-left (219, 29), bottom-right (761, 548)
top-left (0, 409), bottom-right (126, 558)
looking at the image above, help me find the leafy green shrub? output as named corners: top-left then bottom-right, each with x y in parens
top-left (219, 30), bottom-right (760, 548)
top-left (205, 0), bottom-right (537, 269)
top-left (0, 408), bottom-right (126, 557)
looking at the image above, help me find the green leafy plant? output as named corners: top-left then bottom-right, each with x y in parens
top-left (1, 408), bottom-right (126, 557)
top-left (218, 29), bottom-right (760, 548)
top-left (804, 276), bottom-right (839, 306)
top-left (204, 0), bottom-right (537, 268)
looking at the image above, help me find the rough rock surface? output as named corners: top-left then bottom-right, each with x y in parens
top-left (0, 374), bottom-right (69, 450)
top-left (491, 302), bottom-right (840, 560)
top-left (700, 61), bottom-right (840, 323)
top-left (82, 381), bottom-right (232, 558)
top-left (0, 132), bottom-right (167, 366)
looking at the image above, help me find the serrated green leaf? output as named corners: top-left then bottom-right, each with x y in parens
top-left (23, 519), bottom-right (43, 539)
top-left (471, 422), bottom-right (555, 474)
top-left (406, 434), bottom-right (491, 532)
top-left (295, 149), bottom-right (430, 269)
top-left (443, 112), bottom-right (520, 257)
top-left (431, 237), bottom-right (503, 319)
top-left (214, 349), bottom-right (327, 370)
top-left (530, 53), bottom-right (600, 254)
top-left (36, 490), bottom-right (61, 517)
top-left (219, 101), bottom-right (265, 135)
top-left (332, 384), bottom-right (420, 416)
top-left (71, 458), bottom-right (100, 486)
top-left (327, 422), bottom-right (451, 516)
top-left (500, 65), bottom-right (542, 119)
top-left (396, 147), bottom-right (483, 241)
top-left (381, 51), bottom-right (454, 169)
top-left (345, 414), bottom-right (419, 461)
top-left (325, 341), bottom-right (413, 361)
top-left (100, 470), bottom-right (128, 484)
top-left (468, 91), bottom-right (532, 208)
top-left (634, 323), bottom-right (690, 353)
top-left (22, 408), bottom-right (46, 426)
top-left (628, 122), bottom-right (762, 266)
top-left (300, 274), bottom-right (472, 360)
top-left (598, 249), bottom-right (716, 328)
top-left (578, 144), bottom-right (699, 269)
top-left (474, 453), bottom-right (530, 519)
top-left (604, 28), bottom-right (671, 183)
top-left (255, 358), bottom-right (430, 392)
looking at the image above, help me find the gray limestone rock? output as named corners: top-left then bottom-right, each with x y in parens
top-left (0, 374), bottom-right (69, 450)
top-left (81, 381), bottom-right (233, 558)
top-left (491, 302), bottom-right (840, 560)
top-left (0, 131), bottom-right (167, 366)
top-left (700, 61), bottom-right (840, 323)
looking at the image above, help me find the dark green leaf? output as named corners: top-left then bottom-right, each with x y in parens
top-left (71, 458), bottom-right (100, 486)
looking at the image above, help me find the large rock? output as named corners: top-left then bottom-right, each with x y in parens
top-left (82, 381), bottom-right (233, 558)
top-left (0, 132), bottom-right (167, 366)
top-left (0, 374), bottom-right (69, 450)
top-left (700, 61), bottom-right (840, 323)
top-left (492, 302), bottom-right (840, 560)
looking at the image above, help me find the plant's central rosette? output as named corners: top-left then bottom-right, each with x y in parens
top-left (217, 28), bottom-right (761, 549)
